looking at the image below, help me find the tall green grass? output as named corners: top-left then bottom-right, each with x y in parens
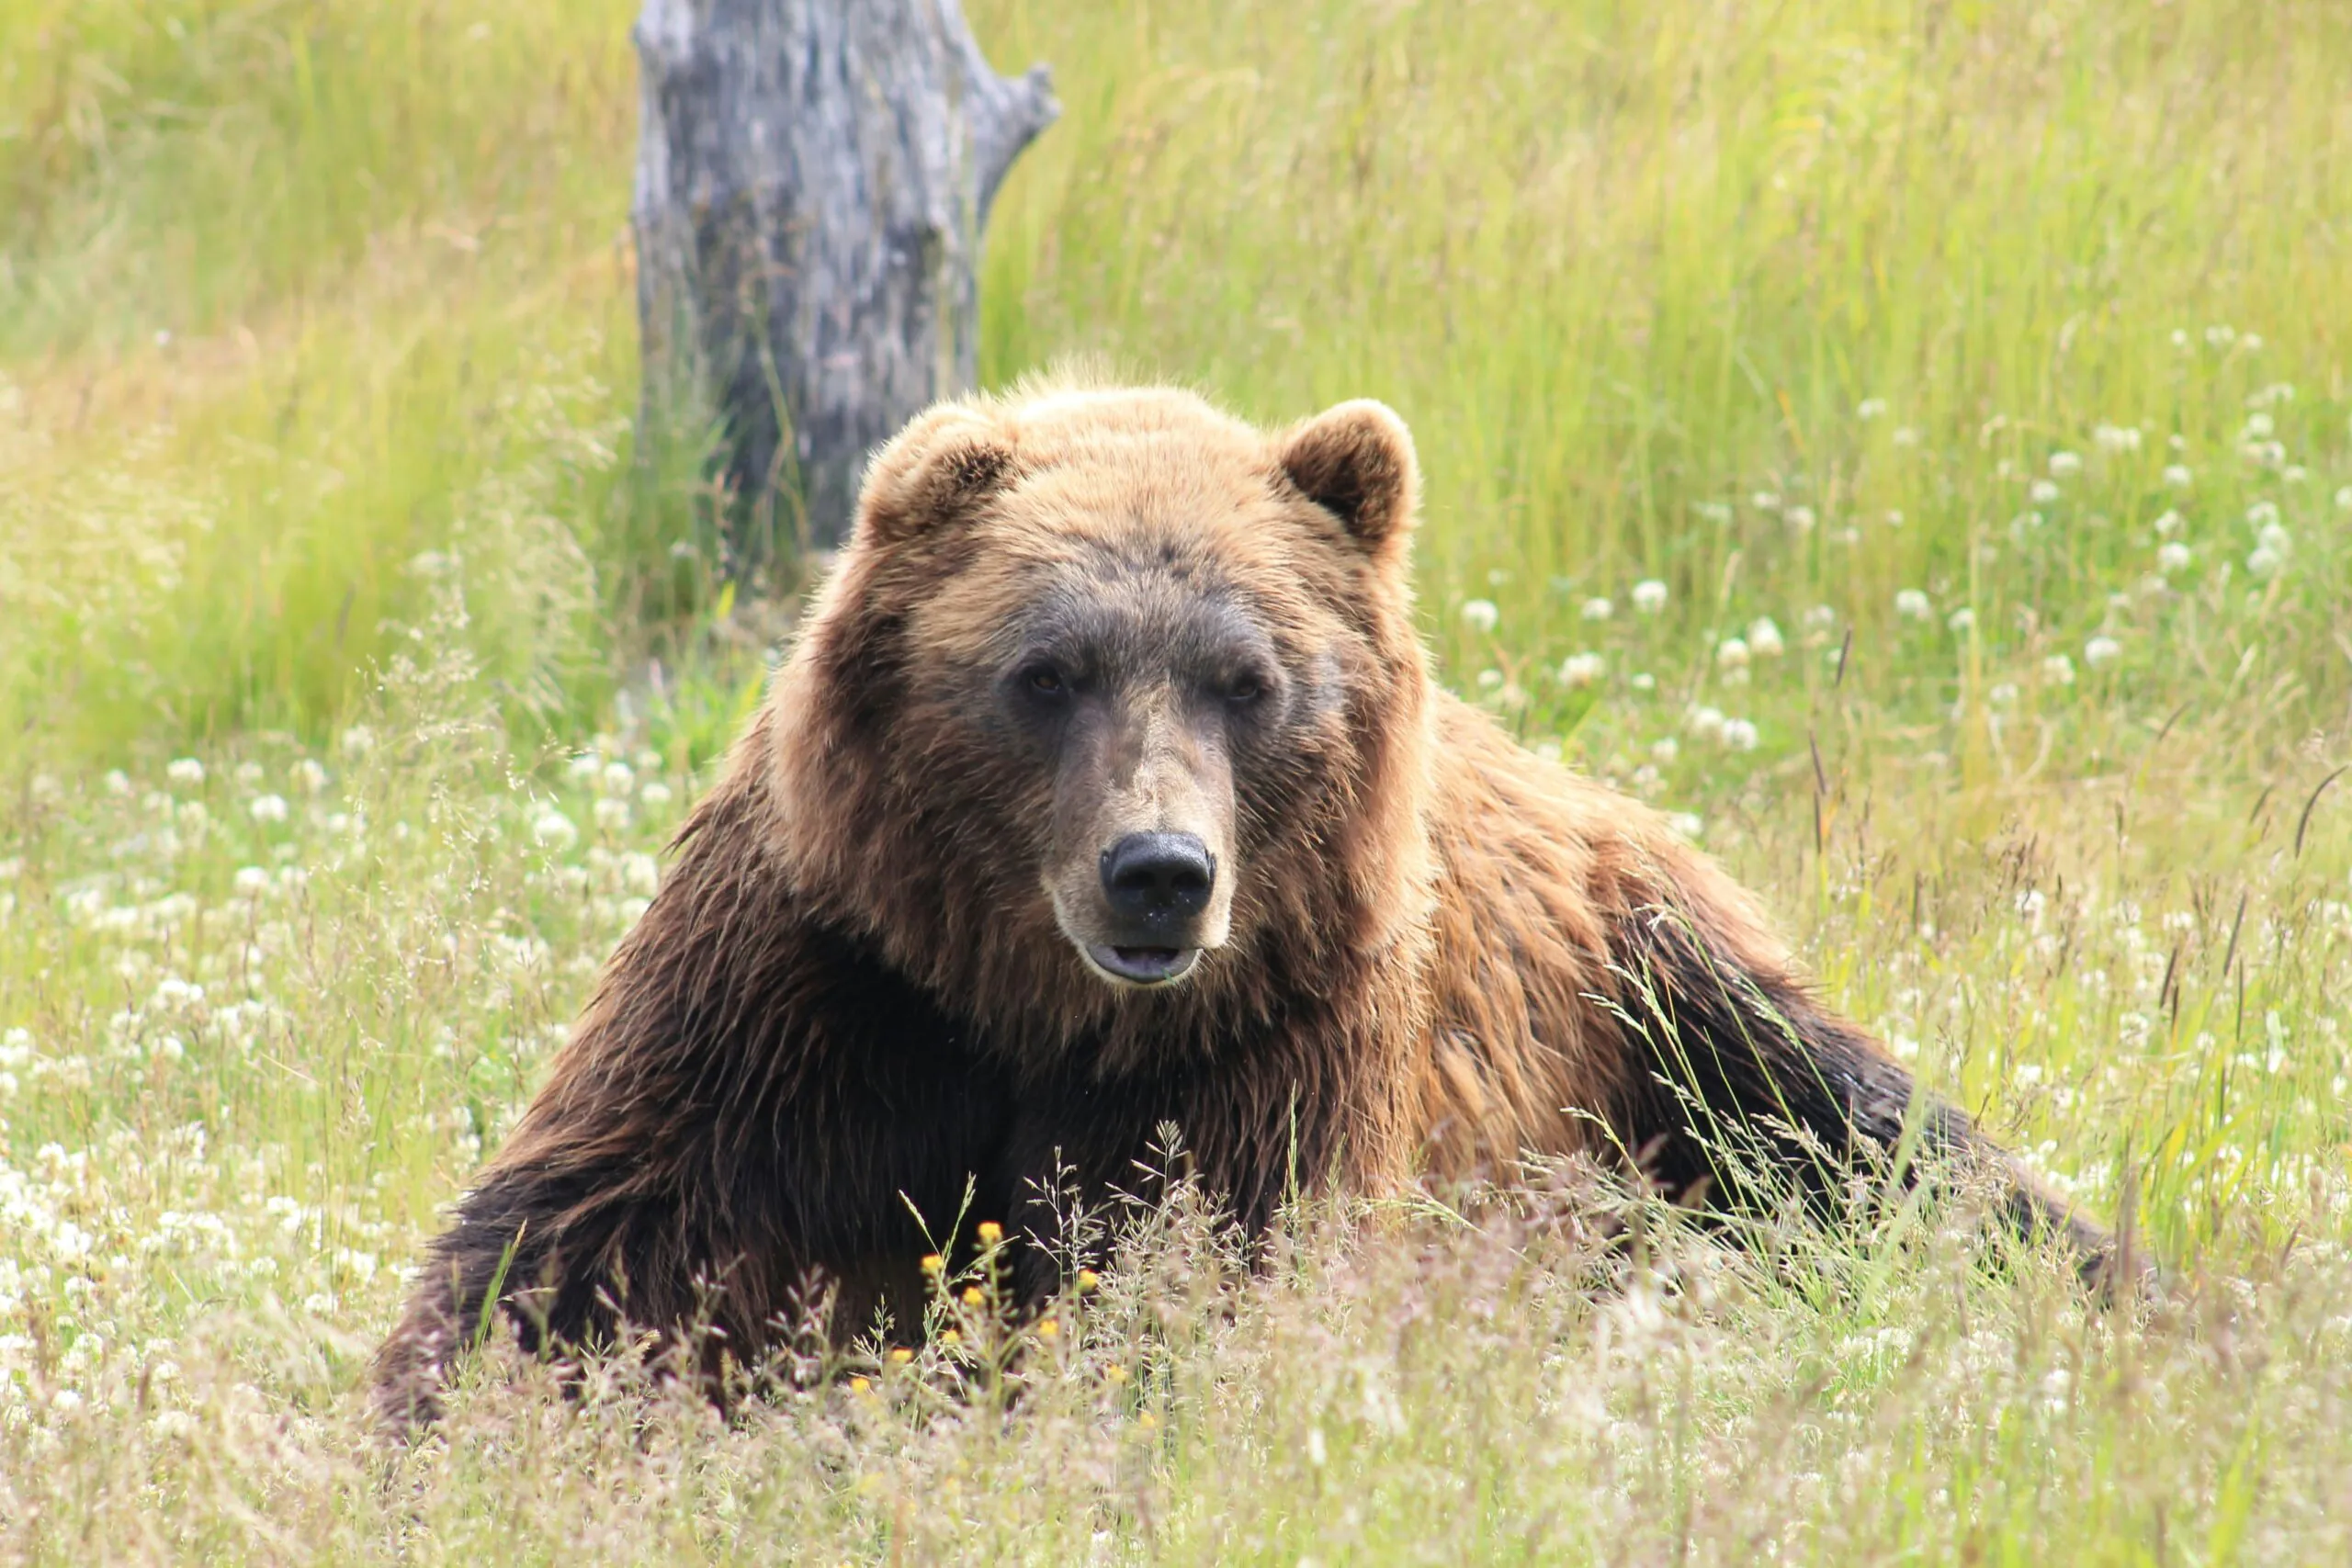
top-left (4, 1), bottom-right (2352, 1561)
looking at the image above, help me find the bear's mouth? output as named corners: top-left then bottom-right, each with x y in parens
top-left (1083, 944), bottom-right (1201, 987)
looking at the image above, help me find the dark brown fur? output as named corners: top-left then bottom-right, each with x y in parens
top-left (372, 384), bottom-right (2116, 1428)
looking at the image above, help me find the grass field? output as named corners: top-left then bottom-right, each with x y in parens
top-left (5, 0), bottom-right (2352, 1560)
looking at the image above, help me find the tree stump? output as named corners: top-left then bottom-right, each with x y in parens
top-left (631, 0), bottom-right (1057, 566)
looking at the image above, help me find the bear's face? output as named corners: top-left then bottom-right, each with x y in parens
top-left (775, 388), bottom-right (1431, 1038)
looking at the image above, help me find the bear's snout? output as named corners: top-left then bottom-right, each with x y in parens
top-left (1100, 832), bottom-right (1216, 923)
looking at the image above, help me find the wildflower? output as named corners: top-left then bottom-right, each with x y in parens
top-left (1895, 589), bottom-right (1931, 621)
top-left (1784, 504), bottom-right (1816, 531)
top-left (1883, 509), bottom-right (1905, 527)
top-left (292, 759), bottom-right (328, 795)
top-left (2244, 412), bottom-right (2275, 439)
top-left (1560, 652), bottom-right (1605, 688)
top-left (166, 759), bottom-right (205, 787)
top-left (1715, 637), bottom-right (1750, 670)
top-left (1460, 599), bottom-right (1500, 635)
top-left (1035, 1317), bottom-right (1059, 1341)
top-left (1722, 719), bottom-right (1759, 751)
top-left (566, 754), bottom-right (601, 782)
top-left (601, 761), bottom-right (636, 796)
top-left (1891, 426), bottom-right (1919, 447)
top-left (849, 1376), bottom-right (871, 1393)
top-left (977, 1221), bottom-right (1002, 1244)
top-left (2258, 523), bottom-right (2291, 557)
top-left (889, 1347), bottom-right (914, 1364)
top-left (2336, 486), bottom-right (2352, 511)
top-left (104, 770), bottom-right (131, 795)
top-left (962, 1286), bottom-right (986, 1307)
top-left (2043, 653), bottom-right (2076, 685)
top-left (531, 809), bottom-right (579, 849)
top-left (593, 797), bottom-right (631, 830)
top-left (1693, 502), bottom-right (1733, 525)
top-left (2084, 636), bottom-right (2121, 669)
top-left (2157, 542), bottom-right (2191, 573)
top-left (1686, 705), bottom-right (1727, 742)
top-left (1580, 596), bottom-right (1613, 622)
top-left (2205, 324), bottom-right (2235, 348)
top-left (339, 725), bottom-right (376, 756)
top-left (1947, 607), bottom-right (1976, 633)
top-left (1857, 398), bottom-right (1887, 421)
top-left (1751, 491), bottom-right (1781, 512)
top-left (2093, 425), bottom-right (2142, 453)
top-left (2164, 465), bottom-right (2192, 489)
top-left (1747, 617), bottom-right (1784, 658)
top-left (2247, 546), bottom-right (2282, 580)
top-left (639, 781), bottom-right (673, 807)
top-left (2171, 328), bottom-right (2190, 348)
top-left (2284, 465), bottom-right (2308, 484)
top-left (248, 794), bottom-right (289, 824)
top-left (1105, 1363), bottom-right (1127, 1383)
top-left (921, 1253), bottom-right (944, 1275)
top-left (1669, 812), bottom-right (1703, 840)
top-left (1476, 669), bottom-right (1503, 690)
top-left (1076, 1269), bottom-right (1099, 1292)
top-left (1989, 682), bottom-right (2019, 707)
top-left (1631, 580), bottom-right (1668, 615)
top-left (2153, 510), bottom-right (2183, 536)
top-left (2029, 479), bottom-right (2061, 504)
top-left (2048, 451), bottom-right (2083, 478)
top-left (940, 1329), bottom-right (962, 1347)
top-left (233, 866), bottom-right (270, 897)
top-left (1804, 604), bottom-right (1838, 632)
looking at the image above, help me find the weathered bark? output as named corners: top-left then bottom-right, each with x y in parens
top-left (632, 0), bottom-right (1057, 565)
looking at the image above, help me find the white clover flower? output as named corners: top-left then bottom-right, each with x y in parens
top-left (2335, 485), bottom-right (2352, 511)
top-left (639, 781), bottom-right (673, 808)
top-left (2283, 465), bottom-right (2308, 484)
top-left (1747, 617), bottom-right (1784, 658)
top-left (567, 753), bottom-right (602, 782)
top-left (1751, 491), bottom-right (1781, 512)
top-left (2205, 324), bottom-right (2235, 348)
top-left (2043, 653), bottom-right (2077, 685)
top-left (233, 866), bottom-right (270, 897)
top-left (1989, 682), bottom-right (2019, 707)
top-left (2244, 412), bottom-right (2275, 440)
top-left (1894, 589), bottom-right (1932, 621)
top-left (1715, 637), bottom-right (1750, 670)
top-left (2048, 451), bottom-right (2083, 478)
top-left (2170, 328), bottom-right (2189, 348)
top-left (235, 761), bottom-right (265, 787)
top-left (166, 759), bottom-right (205, 787)
top-left (2164, 464), bottom-right (2192, 489)
top-left (2157, 542), bottom-right (2192, 573)
top-left (1686, 705), bottom-right (1727, 742)
top-left (338, 726), bottom-right (375, 756)
top-left (1883, 509), bottom-right (1905, 527)
top-left (1948, 607), bottom-right (1977, 633)
top-left (2257, 523), bottom-right (2290, 556)
top-left (532, 809), bottom-right (579, 849)
top-left (600, 761), bottom-right (636, 796)
top-left (2093, 425), bottom-right (2142, 453)
top-left (2245, 500), bottom-right (2279, 527)
top-left (1857, 398), bottom-right (1887, 421)
top-left (1784, 504), bottom-right (1816, 531)
top-left (1631, 579), bottom-right (1668, 615)
top-left (1476, 669), bottom-right (1503, 689)
top-left (2153, 509), bottom-right (2183, 536)
top-left (1651, 737), bottom-right (1679, 762)
top-left (247, 794), bottom-right (289, 824)
top-left (1722, 718), bottom-right (1760, 751)
top-left (104, 770), bottom-right (130, 796)
top-left (1559, 652), bottom-right (1606, 687)
top-left (1460, 599), bottom-right (1500, 635)
top-left (2248, 547), bottom-right (2281, 578)
top-left (1803, 604), bottom-right (1838, 632)
top-left (291, 758), bottom-right (328, 795)
top-left (2029, 479), bottom-right (2061, 504)
top-left (1580, 596), bottom-right (1613, 622)
top-left (594, 797), bottom-right (633, 831)
top-left (2084, 636), bottom-right (2121, 669)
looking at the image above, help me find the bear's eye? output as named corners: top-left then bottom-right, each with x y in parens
top-left (1225, 672), bottom-right (1268, 705)
top-left (1024, 665), bottom-right (1066, 697)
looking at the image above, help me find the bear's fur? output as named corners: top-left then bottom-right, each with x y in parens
top-left (373, 384), bottom-right (2114, 1427)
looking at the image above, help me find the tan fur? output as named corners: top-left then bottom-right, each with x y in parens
top-left (372, 378), bottom-right (2114, 1430)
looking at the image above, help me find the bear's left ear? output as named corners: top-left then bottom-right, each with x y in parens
top-left (853, 403), bottom-right (1019, 550)
top-left (1276, 399), bottom-right (1419, 559)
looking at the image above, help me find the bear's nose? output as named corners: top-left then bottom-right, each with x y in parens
top-left (1101, 832), bottom-right (1216, 925)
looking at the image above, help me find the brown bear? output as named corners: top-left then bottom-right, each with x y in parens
top-left (372, 383), bottom-right (2115, 1427)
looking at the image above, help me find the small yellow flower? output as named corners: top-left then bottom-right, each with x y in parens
top-left (976, 1221), bottom-right (1003, 1245)
top-left (849, 1376), bottom-right (871, 1393)
top-left (1035, 1317), bottom-right (1059, 1340)
top-left (1105, 1363), bottom-right (1127, 1384)
top-left (1075, 1269), bottom-right (1100, 1293)
top-left (1138, 1410), bottom-right (1158, 1429)
top-left (889, 1347), bottom-right (914, 1364)
top-left (940, 1328), bottom-right (961, 1347)
top-left (920, 1253), bottom-right (944, 1274)
top-left (962, 1285), bottom-right (986, 1307)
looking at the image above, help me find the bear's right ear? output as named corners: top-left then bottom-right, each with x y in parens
top-left (1276, 399), bottom-right (1420, 559)
top-left (853, 404), bottom-right (1018, 549)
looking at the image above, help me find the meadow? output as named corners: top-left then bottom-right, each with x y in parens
top-left (3, 0), bottom-right (2351, 1560)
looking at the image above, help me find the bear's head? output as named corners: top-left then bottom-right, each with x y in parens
top-left (765, 384), bottom-right (1436, 1061)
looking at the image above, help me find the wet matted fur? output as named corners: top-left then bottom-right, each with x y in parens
top-left (372, 383), bottom-right (2117, 1428)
